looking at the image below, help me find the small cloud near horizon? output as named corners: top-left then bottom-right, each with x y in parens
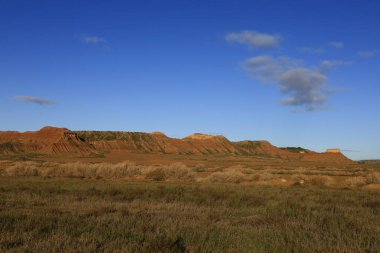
top-left (14, 96), bottom-right (56, 105)
top-left (341, 149), bottom-right (360, 153)
top-left (81, 35), bottom-right (106, 44)
top-left (357, 50), bottom-right (379, 58)
top-left (225, 30), bottom-right (281, 49)
top-left (328, 41), bottom-right (344, 49)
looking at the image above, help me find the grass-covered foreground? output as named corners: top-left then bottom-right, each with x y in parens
top-left (0, 177), bottom-right (379, 252)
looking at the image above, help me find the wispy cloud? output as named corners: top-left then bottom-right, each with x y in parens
top-left (298, 47), bottom-right (324, 54)
top-left (242, 56), bottom-right (346, 111)
top-left (341, 149), bottom-right (360, 152)
top-left (328, 41), bottom-right (344, 49)
top-left (357, 50), bottom-right (379, 58)
top-left (225, 30), bottom-right (281, 49)
top-left (81, 35), bottom-right (106, 44)
top-left (15, 96), bottom-right (56, 105)
top-left (320, 60), bottom-right (352, 72)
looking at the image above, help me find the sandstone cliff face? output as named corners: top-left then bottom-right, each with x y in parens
top-left (75, 130), bottom-right (352, 163)
top-left (76, 131), bottom-right (237, 155)
top-left (0, 127), bottom-right (353, 164)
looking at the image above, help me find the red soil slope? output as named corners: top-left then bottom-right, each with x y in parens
top-left (0, 126), bottom-right (353, 163)
top-left (0, 126), bottom-right (95, 154)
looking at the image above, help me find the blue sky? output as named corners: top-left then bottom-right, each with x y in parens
top-left (0, 0), bottom-right (379, 160)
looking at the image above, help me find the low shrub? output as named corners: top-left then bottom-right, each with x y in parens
top-left (344, 177), bottom-right (367, 187)
top-left (145, 167), bottom-right (167, 181)
top-left (145, 163), bottom-right (195, 182)
top-left (307, 175), bottom-right (334, 186)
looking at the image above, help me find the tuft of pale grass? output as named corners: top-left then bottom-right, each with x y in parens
top-left (5, 161), bottom-right (39, 176)
top-left (307, 175), bottom-right (335, 186)
top-left (204, 171), bottom-right (246, 184)
top-left (365, 172), bottom-right (380, 184)
top-left (344, 177), bottom-right (367, 187)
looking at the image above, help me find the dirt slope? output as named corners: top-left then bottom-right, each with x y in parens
top-left (0, 126), bottom-right (95, 154)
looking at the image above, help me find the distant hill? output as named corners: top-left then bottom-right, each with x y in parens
top-left (0, 126), bottom-right (353, 164)
top-left (359, 160), bottom-right (380, 164)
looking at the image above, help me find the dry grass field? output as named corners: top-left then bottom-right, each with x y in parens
top-left (0, 159), bottom-right (380, 252)
top-left (0, 177), bottom-right (379, 253)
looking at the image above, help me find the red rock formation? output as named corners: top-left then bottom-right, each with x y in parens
top-left (0, 126), bottom-right (353, 164)
top-left (0, 126), bottom-right (95, 154)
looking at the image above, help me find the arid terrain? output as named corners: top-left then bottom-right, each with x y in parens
top-left (1, 126), bottom-right (378, 188)
top-left (0, 127), bottom-right (379, 252)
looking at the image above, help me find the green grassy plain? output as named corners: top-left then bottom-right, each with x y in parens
top-left (0, 177), bottom-right (379, 253)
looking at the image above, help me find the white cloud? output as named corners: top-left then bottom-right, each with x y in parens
top-left (225, 31), bottom-right (351, 111)
top-left (225, 30), bottom-right (281, 49)
top-left (357, 50), bottom-right (379, 58)
top-left (242, 56), bottom-right (300, 82)
top-left (328, 41), bottom-right (344, 49)
top-left (299, 47), bottom-right (324, 54)
top-left (81, 35), bottom-right (105, 44)
top-left (243, 56), bottom-right (346, 111)
top-left (15, 96), bottom-right (56, 105)
top-left (278, 68), bottom-right (328, 110)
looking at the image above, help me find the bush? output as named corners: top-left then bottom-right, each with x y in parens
top-left (145, 168), bottom-right (167, 181)
top-left (192, 164), bottom-right (206, 172)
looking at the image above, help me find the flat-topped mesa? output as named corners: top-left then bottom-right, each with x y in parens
top-left (40, 126), bottom-right (69, 132)
top-left (184, 133), bottom-right (227, 141)
top-left (326, 148), bottom-right (341, 153)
